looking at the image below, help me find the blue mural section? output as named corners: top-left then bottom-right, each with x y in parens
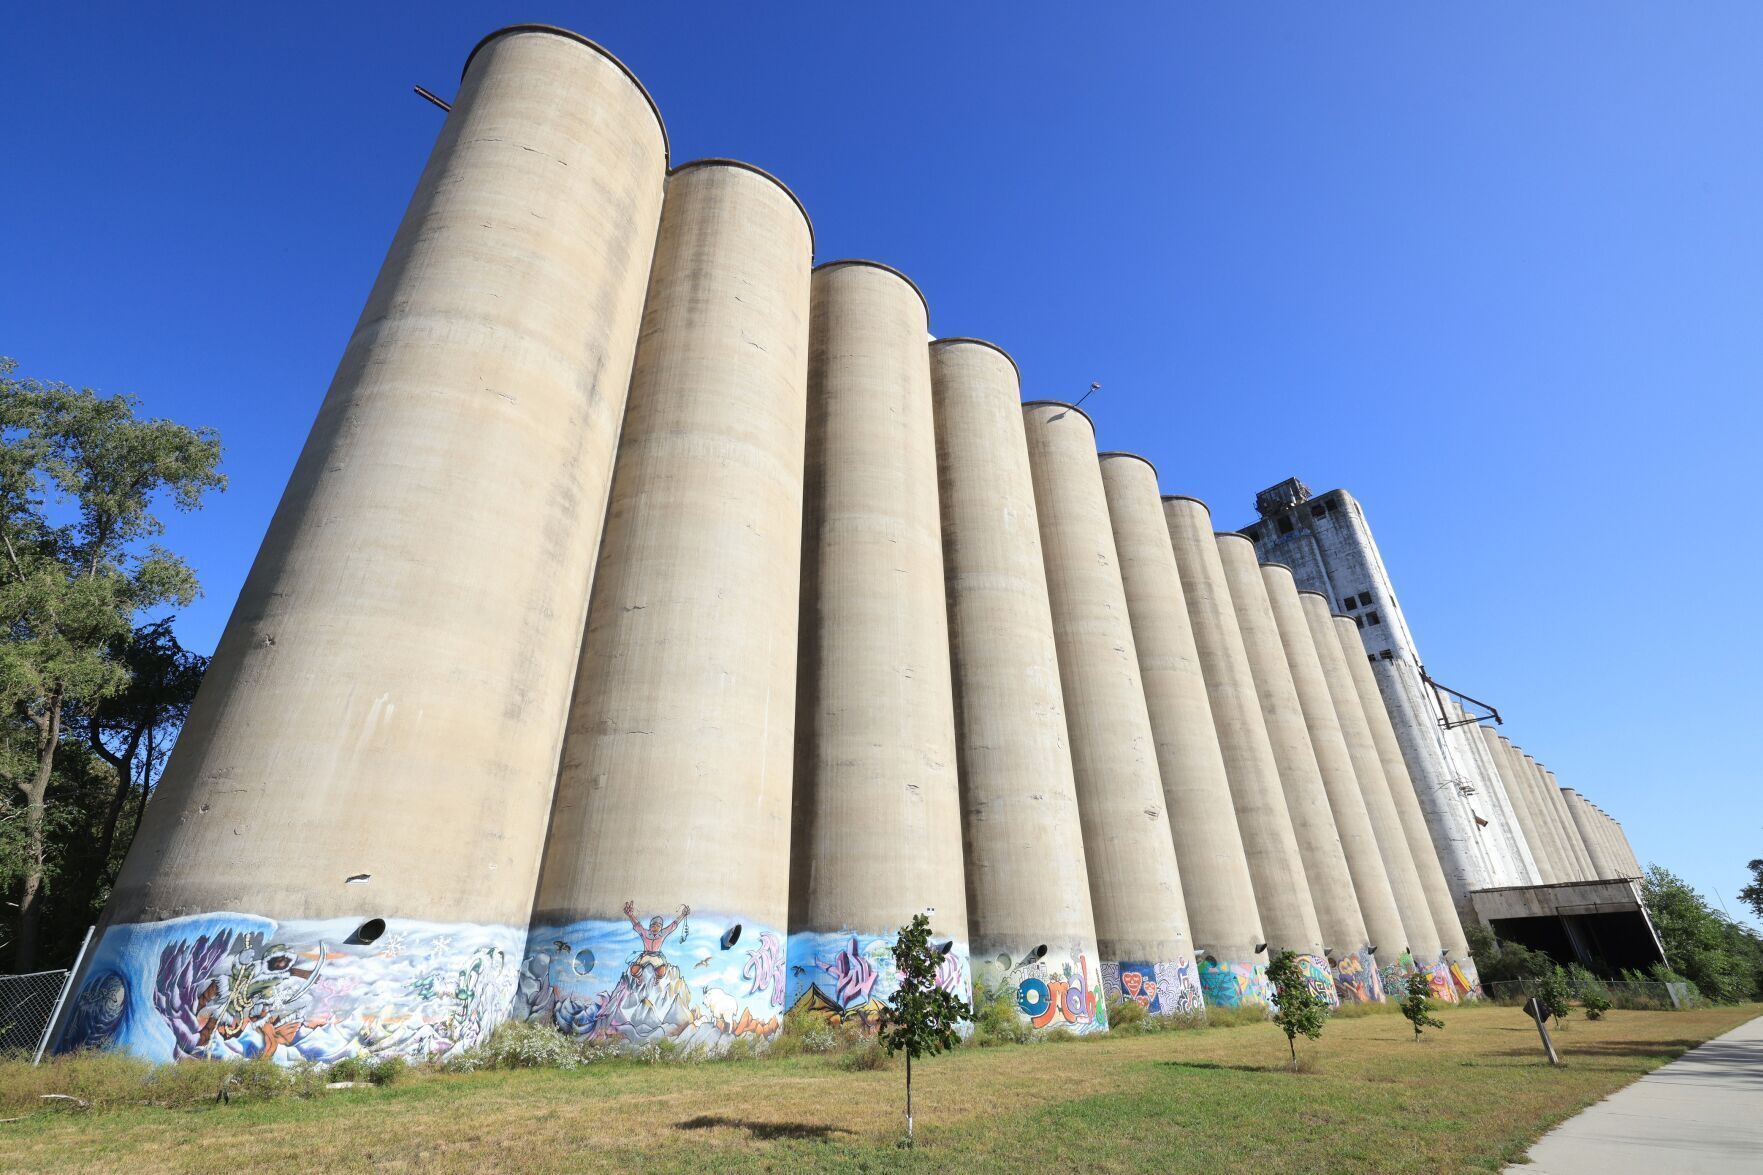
top-left (1196, 956), bottom-right (1272, 1008)
top-left (974, 944), bottom-right (1111, 1034)
top-left (1332, 948), bottom-right (1383, 1003)
top-left (1099, 957), bottom-right (1203, 1020)
top-left (56, 913), bottom-right (521, 1064)
top-left (784, 930), bottom-right (970, 1028)
top-left (515, 904), bottom-right (788, 1050)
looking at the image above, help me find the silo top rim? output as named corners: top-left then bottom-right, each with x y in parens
top-left (1296, 588), bottom-right (1330, 602)
top-left (931, 337), bottom-right (1020, 382)
top-left (1161, 494), bottom-right (1211, 511)
top-left (670, 158), bottom-right (815, 255)
top-left (1260, 560), bottom-right (1295, 576)
top-left (1214, 530), bottom-right (1254, 545)
top-left (1020, 399), bottom-right (1096, 433)
top-left (813, 260), bottom-right (930, 325)
top-left (1098, 451), bottom-right (1158, 478)
top-left (463, 26), bottom-right (669, 165)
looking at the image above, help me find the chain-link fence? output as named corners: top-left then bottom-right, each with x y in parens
top-left (1482, 977), bottom-right (1696, 1010)
top-left (0, 969), bottom-right (71, 1058)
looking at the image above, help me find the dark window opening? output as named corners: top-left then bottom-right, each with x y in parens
top-left (1343, 597), bottom-right (1358, 611)
top-left (1354, 614), bottom-right (1365, 628)
top-left (1379, 649), bottom-right (1393, 660)
top-left (1243, 525), bottom-right (1262, 542)
top-left (1358, 591), bottom-right (1373, 606)
top-left (1365, 611), bottom-right (1381, 626)
top-left (1277, 516), bottom-right (1295, 534)
top-left (1310, 504), bottom-right (1327, 518)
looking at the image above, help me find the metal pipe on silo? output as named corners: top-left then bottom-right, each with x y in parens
top-left (1102, 457), bottom-right (1262, 1011)
top-left (1223, 557), bottom-right (1367, 1005)
top-left (1163, 499), bottom-right (1328, 1004)
top-left (520, 160), bottom-right (812, 1048)
top-left (788, 260), bottom-right (971, 1021)
top-left (934, 343), bottom-right (1106, 1033)
top-left (1020, 413), bottom-right (1200, 1021)
top-left (1331, 616), bottom-right (1470, 999)
top-left (1296, 594), bottom-right (1429, 996)
top-left (64, 26), bottom-right (669, 1063)
top-left (1480, 727), bottom-right (1559, 884)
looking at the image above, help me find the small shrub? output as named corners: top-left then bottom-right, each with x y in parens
top-left (1400, 988), bottom-right (1444, 1041)
top-left (1265, 950), bottom-right (1328, 1070)
top-left (1106, 997), bottom-right (1148, 1035)
top-left (838, 1040), bottom-right (892, 1071)
top-left (1537, 968), bottom-right (1573, 1028)
top-left (970, 989), bottom-right (1034, 1047)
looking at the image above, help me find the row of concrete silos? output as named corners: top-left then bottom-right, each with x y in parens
top-left (60, 24), bottom-right (1540, 1065)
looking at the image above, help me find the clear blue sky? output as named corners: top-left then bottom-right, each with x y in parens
top-left (6, 4), bottom-right (1759, 925)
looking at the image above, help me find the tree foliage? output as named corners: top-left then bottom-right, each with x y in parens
top-left (879, 912), bottom-right (972, 1142)
top-left (1739, 859), bottom-right (1763, 924)
top-left (1400, 986), bottom-right (1444, 1040)
top-left (1641, 865), bottom-right (1763, 1003)
top-left (1265, 949), bottom-right (1327, 1069)
top-left (0, 357), bottom-right (221, 967)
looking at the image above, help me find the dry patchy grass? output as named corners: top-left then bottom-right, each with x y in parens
top-left (0, 1002), bottom-right (1756, 1173)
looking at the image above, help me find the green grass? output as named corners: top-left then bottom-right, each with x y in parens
top-left (1, 1002), bottom-right (1755, 1172)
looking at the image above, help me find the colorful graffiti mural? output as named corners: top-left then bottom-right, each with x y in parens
top-left (1449, 957), bottom-right (1481, 1000)
top-left (517, 904), bottom-right (786, 1050)
top-left (1424, 959), bottom-right (1457, 1004)
top-left (1100, 958), bottom-right (1203, 1018)
top-left (1378, 952), bottom-right (1417, 1000)
top-left (973, 945), bottom-right (1108, 1034)
top-left (57, 913), bottom-right (521, 1064)
top-left (785, 930), bottom-right (970, 1029)
top-left (1293, 953), bottom-right (1341, 1009)
top-left (1196, 956), bottom-right (1272, 1009)
top-left (1331, 949), bottom-right (1383, 1004)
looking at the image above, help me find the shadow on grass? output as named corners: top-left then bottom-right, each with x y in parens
top-left (675, 1115), bottom-right (852, 1141)
top-left (1155, 1060), bottom-right (1295, 1075)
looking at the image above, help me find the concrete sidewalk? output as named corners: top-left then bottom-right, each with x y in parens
top-left (1511, 1012), bottom-right (1763, 1173)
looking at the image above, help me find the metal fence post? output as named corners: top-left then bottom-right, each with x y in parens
top-left (33, 924), bottom-right (94, 1065)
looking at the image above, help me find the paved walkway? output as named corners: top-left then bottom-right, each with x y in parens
top-left (1511, 1012), bottom-right (1763, 1173)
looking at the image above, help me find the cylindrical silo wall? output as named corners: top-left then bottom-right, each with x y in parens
top-left (1103, 461), bottom-right (1263, 1009)
top-left (1538, 760), bottom-right (1595, 879)
top-left (1229, 558), bottom-right (1368, 1004)
top-left (1164, 499), bottom-right (1326, 1008)
top-left (1333, 617), bottom-right (1469, 1001)
top-left (1613, 821), bottom-right (1643, 877)
top-left (1565, 792), bottom-right (1620, 878)
top-left (1296, 593), bottom-right (1420, 995)
top-left (518, 160), bottom-right (811, 1050)
top-left (1513, 746), bottom-right (1578, 880)
top-left (935, 346), bottom-right (1106, 1034)
top-left (788, 262), bottom-right (971, 1023)
top-left (1450, 705), bottom-right (1536, 885)
top-left (62, 26), bottom-right (668, 1063)
top-left (1021, 412), bottom-right (1199, 1021)
top-left (1476, 723), bottom-right (1553, 884)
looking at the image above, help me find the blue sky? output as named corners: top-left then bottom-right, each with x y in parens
top-left (6, 4), bottom-right (1759, 925)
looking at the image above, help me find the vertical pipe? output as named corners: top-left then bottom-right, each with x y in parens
top-left (68, 26), bottom-right (669, 1062)
top-left (788, 261), bottom-right (971, 1022)
top-left (1480, 727), bottom-right (1559, 884)
top-left (1103, 457), bottom-right (1261, 1010)
top-left (520, 160), bottom-right (812, 1049)
top-left (934, 343), bottom-right (1106, 1033)
top-left (1333, 616), bottom-right (1469, 1000)
top-left (1163, 499), bottom-right (1327, 1005)
top-left (1021, 414), bottom-right (1199, 1022)
top-left (1226, 558), bottom-right (1368, 1004)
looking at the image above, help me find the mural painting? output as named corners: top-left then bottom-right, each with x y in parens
top-left (1378, 952), bottom-right (1416, 1000)
top-left (1449, 957), bottom-right (1481, 1000)
top-left (785, 930), bottom-right (970, 1029)
top-left (1294, 953), bottom-right (1341, 1009)
top-left (1100, 958), bottom-right (1203, 1019)
top-left (1424, 959), bottom-right (1457, 1004)
top-left (1195, 957), bottom-right (1272, 1008)
top-left (517, 904), bottom-right (786, 1050)
top-left (1331, 949), bottom-right (1383, 1004)
top-left (57, 913), bottom-right (521, 1064)
top-left (974, 945), bottom-right (1109, 1034)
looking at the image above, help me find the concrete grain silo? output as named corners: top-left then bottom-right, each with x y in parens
top-left (1294, 593), bottom-right (1423, 990)
top-left (1613, 821), bottom-right (1643, 877)
top-left (519, 159), bottom-right (812, 1050)
top-left (1480, 726), bottom-right (1558, 884)
top-left (1163, 499), bottom-right (1328, 1006)
top-left (1451, 704), bottom-right (1537, 885)
top-left (788, 261), bottom-right (971, 1023)
top-left (1022, 411), bottom-right (1201, 1021)
top-left (1331, 616), bottom-right (1469, 999)
top-left (1510, 736), bottom-right (1579, 883)
top-left (934, 345), bottom-right (1106, 1033)
top-left (1537, 758), bottom-right (1596, 879)
top-left (1101, 457), bottom-right (1264, 1009)
top-left (1226, 557), bottom-right (1371, 1004)
top-left (60, 25), bottom-right (669, 1063)
top-left (1564, 791), bottom-right (1620, 878)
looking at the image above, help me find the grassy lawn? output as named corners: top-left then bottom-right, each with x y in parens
top-left (2, 1002), bottom-right (1756, 1172)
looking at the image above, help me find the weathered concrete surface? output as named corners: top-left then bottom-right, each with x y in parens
top-left (934, 343), bottom-right (1101, 1003)
top-left (1564, 789), bottom-right (1625, 880)
top-left (1511, 1012), bottom-right (1763, 1174)
top-left (1163, 499), bottom-right (1324, 960)
top-left (1506, 737), bottom-right (1579, 883)
top-left (1024, 415), bottom-right (1195, 971)
top-left (790, 261), bottom-right (969, 950)
top-left (105, 26), bottom-right (668, 931)
top-left (1541, 762), bottom-right (1598, 879)
top-left (1226, 557), bottom-right (1368, 968)
top-left (1523, 751), bottom-right (1591, 881)
top-left (1452, 704), bottom-right (1539, 884)
top-left (531, 160), bottom-right (811, 936)
top-left (1611, 819), bottom-right (1644, 877)
top-left (1481, 726), bottom-right (1560, 884)
top-left (1102, 461), bottom-right (1262, 970)
top-left (1332, 615), bottom-right (1462, 963)
top-left (1284, 590), bottom-right (1411, 980)
top-left (1469, 877), bottom-right (1649, 923)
